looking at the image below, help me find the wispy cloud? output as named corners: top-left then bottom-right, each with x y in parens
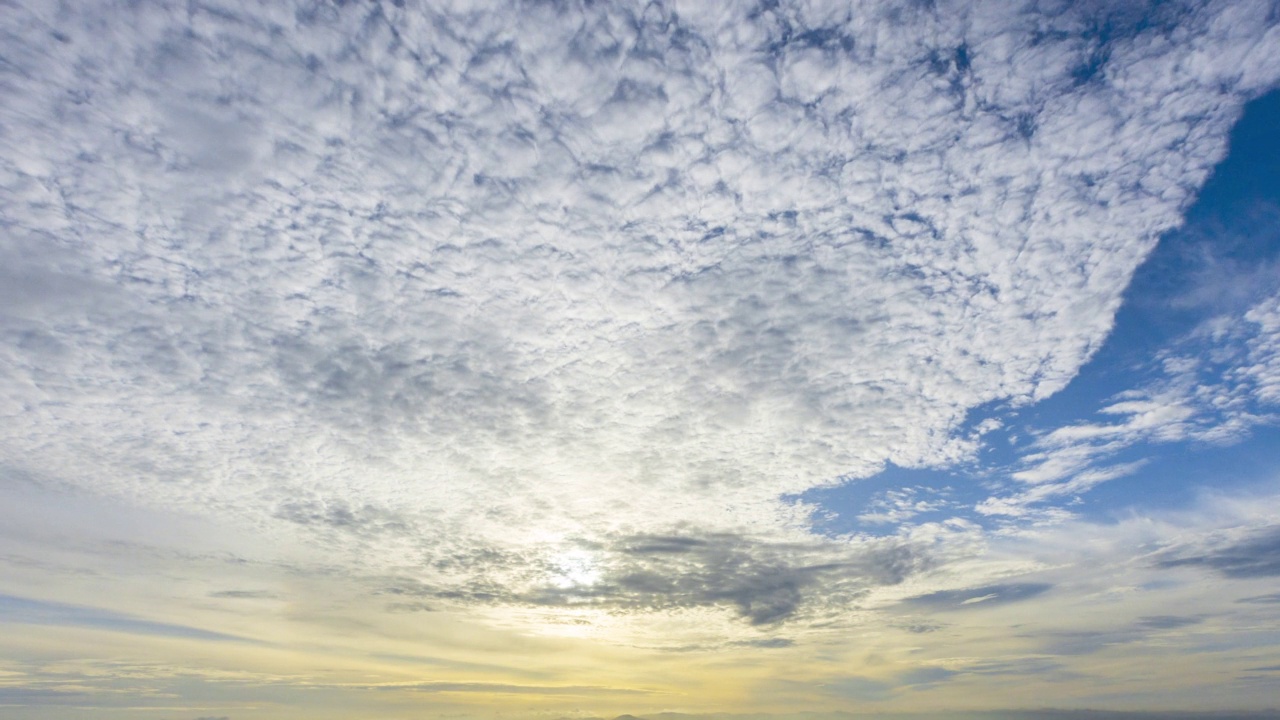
top-left (1157, 526), bottom-right (1280, 578)
top-left (208, 590), bottom-right (277, 600)
top-left (0, 594), bottom-right (257, 643)
top-left (979, 287), bottom-right (1280, 519)
top-left (898, 583), bottom-right (1053, 612)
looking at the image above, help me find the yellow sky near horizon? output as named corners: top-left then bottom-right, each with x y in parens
top-left (3, 486), bottom-right (1278, 720)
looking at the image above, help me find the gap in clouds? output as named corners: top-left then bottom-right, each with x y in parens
top-left (798, 87), bottom-right (1280, 533)
top-left (1016, 84), bottom-right (1280, 520)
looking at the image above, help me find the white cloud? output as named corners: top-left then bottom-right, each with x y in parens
top-left (980, 285), bottom-right (1280, 518)
top-left (3, 0), bottom-right (1280, 626)
top-left (1243, 295), bottom-right (1280, 405)
top-left (856, 487), bottom-right (955, 526)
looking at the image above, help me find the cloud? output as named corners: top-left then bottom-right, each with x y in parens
top-left (857, 487), bottom-right (955, 525)
top-left (0, 687), bottom-right (96, 705)
top-left (979, 284), bottom-right (1280, 518)
top-left (734, 637), bottom-right (795, 649)
top-left (273, 498), bottom-right (411, 536)
top-left (898, 666), bottom-right (959, 686)
top-left (897, 621), bottom-right (945, 634)
top-left (1238, 593), bottom-right (1280, 604)
top-left (1135, 615), bottom-right (1204, 630)
top-left (370, 531), bottom-right (939, 625)
top-left (1034, 614), bottom-right (1207, 656)
top-left (1157, 526), bottom-right (1280, 578)
top-left (898, 583), bottom-right (1053, 612)
top-left (956, 657), bottom-right (1069, 677)
top-left (208, 590), bottom-right (277, 600)
top-left (2, 0), bottom-right (1280, 634)
top-left (0, 594), bottom-right (256, 643)
top-left (591, 533), bottom-right (927, 624)
top-left (638, 635), bottom-right (796, 653)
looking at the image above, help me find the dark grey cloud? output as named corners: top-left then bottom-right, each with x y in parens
top-left (208, 590), bottom-right (277, 600)
top-left (1134, 614), bottom-right (1203, 630)
top-left (897, 621), bottom-right (945, 634)
top-left (898, 582), bottom-right (1053, 611)
top-left (1239, 592), bottom-right (1280, 604)
top-left (373, 532), bottom-right (934, 625)
top-left (577, 533), bottom-right (922, 625)
top-left (1158, 527), bottom-right (1280, 578)
top-left (574, 533), bottom-right (930, 625)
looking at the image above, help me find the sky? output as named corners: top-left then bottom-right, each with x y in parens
top-left (3, 0), bottom-right (1280, 718)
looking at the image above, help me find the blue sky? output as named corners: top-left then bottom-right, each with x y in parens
top-left (3, 1), bottom-right (1280, 718)
top-left (804, 91), bottom-right (1280, 535)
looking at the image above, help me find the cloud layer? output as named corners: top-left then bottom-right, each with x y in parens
top-left (3, 0), bottom-right (1280, 630)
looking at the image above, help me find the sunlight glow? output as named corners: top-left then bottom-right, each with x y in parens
top-left (550, 549), bottom-right (601, 589)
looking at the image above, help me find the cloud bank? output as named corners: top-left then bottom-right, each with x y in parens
top-left (3, 0), bottom-right (1280, 628)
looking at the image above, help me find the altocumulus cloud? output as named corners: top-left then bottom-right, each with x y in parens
top-left (3, 0), bottom-right (1280, 625)
top-left (371, 531), bottom-right (941, 625)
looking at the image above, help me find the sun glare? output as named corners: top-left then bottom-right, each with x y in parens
top-left (550, 548), bottom-right (601, 589)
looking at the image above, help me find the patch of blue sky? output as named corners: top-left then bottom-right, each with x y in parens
top-left (802, 87), bottom-right (1280, 535)
top-left (1024, 85), bottom-right (1280, 520)
top-left (1082, 423), bottom-right (1280, 517)
top-left (0, 593), bottom-right (257, 644)
top-left (794, 462), bottom-right (991, 538)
